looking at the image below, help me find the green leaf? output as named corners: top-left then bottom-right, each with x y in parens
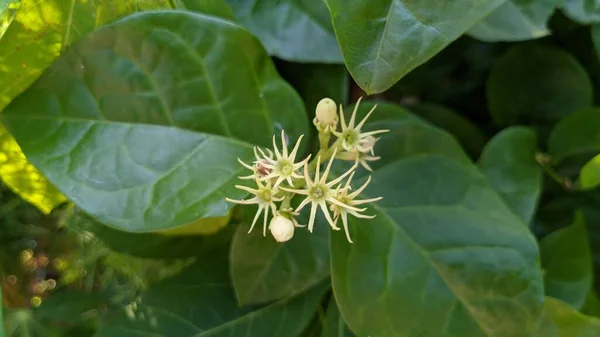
top-left (94, 250), bottom-right (328, 337)
top-left (321, 297), bottom-right (355, 337)
top-left (230, 214), bottom-right (329, 305)
top-left (560, 0), bottom-right (600, 24)
top-left (548, 108), bottom-right (600, 160)
top-left (329, 105), bottom-right (544, 336)
top-left (35, 291), bottom-right (104, 323)
top-left (324, 0), bottom-right (506, 94)
top-left (478, 126), bottom-right (542, 224)
top-left (408, 103), bottom-right (488, 157)
top-left (487, 44), bottom-right (593, 127)
top-left (580, 154), bottom-right (600, 189)
top-left (540, 212), bottom-right (592, 310)
top-left (583, 291), bottom-right (600, 318)
top-left (468, 0), bottom-right (557, 42)
top-left (227, 0), bottom-right (342, 63)
top-left (0, 124), bottom-right (66, 214)
top-left (3, 309), bottom-right (47, 337)
top-left (174, 0), bottom-right (235, 20)
top-left (537, 297), bottom-right (600, 337)
top-left (0, 287), bottom-right (4, 337)
top-left (1, 11), bottom-right (307, 232)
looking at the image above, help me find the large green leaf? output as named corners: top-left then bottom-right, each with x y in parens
top-left (175, 0), bottom-right (235, 19)
top-left (94, 250), bottom-right (328, 337)
top-left (468, 0), bottom-right (557, 41)
top-left (230, 214), bottom-right (330, 305)
top-left (321, 297), bottom-right (355, 337)
top-left (227, 0), bottom-right (342, 63)
top-left (1, 11), bottom-right (308, 232)
top-left (324, 0), bottom-right (506, 94)
top-left (478, 127), bottom-right (542, 224)
top-left (540, 212), bottom-right (592, 309)
top-left (560, 0), bottom-right (600, 24)
top-left (487, 44), bottom-right (593, 127)
top-left (548, 108), bottom-right (600, 161)
top-left (329, 104), bottom-right (544, 336)
top-left (0, 124), bottom-right (66, 214)
top-left (537, 297), bottom-right (600, 336)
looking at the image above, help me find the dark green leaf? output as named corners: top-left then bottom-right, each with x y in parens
top-left (3, 309), bottom-right (48, 337)
top-left (324, 0), bottom-right (506, 94)
top-left (540, 212), bottom-right (593, 309)
top-left (329, 104), bottom-right (544, 337)
top-left (174, 0), bottom-right (235, 20)
top-left (408, 103), bottom-right (488, 157)
top-left (1, 11), bottom-right (308, 232)
top-left (548, 108), bottom-right (600, 160)
top-left (468, 0), bottom-right (557, 41)
top-left (94, 250), bottom-right (328, 337)
top-left (487, 44), bottom-right (593, 127)
top-left (560, 0), bottom-right (600, 24)
top-left (230, 216), bottom-right (329, 305)
top-left (478, 126), bottom-right (542, 224)
top-left (227, 0), bottom-right (342, 63)
top-left (321, 297), bottom-right (355, 337)
top-left (537, 297), bottom-right (600, 337)
top-left (35, 291), bottom-right (104, 323)
top-left (0, 287), bottom-right (4, 337)
top-left (583, 291), bottom-right (600, 318)
top-left (0, 124), bottom-right (66, 214)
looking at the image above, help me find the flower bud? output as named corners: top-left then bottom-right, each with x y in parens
top-left (315, 98), bottom-right (338, 126)
top-left (269, 215), bottom-right (295, 242)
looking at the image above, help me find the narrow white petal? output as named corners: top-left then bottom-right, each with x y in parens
top-left (327, 196), bottom-right (364, 212)
top-left (235, 185), bottom-right (259, 194)
top-left (327, 163), bottom-right (358, 187)
top-left (320, 201), bottom-right (340, 230)
top-left (355, 104), bottom-right (378, 131)
top-left (272, 134), bottom-right (281, 158)
top-left (351, 197), bottom-right (383, 205)
top-left (349, 175), bottom-right (372, 198)
top-left (308, 203), bottom-right (318, 233)
top-left (238, 158), bottom-right (254, 171)
top-left (295, 197), bottom-right (312, 213)
top-left (225, 197), bottom-right (260, 205)
top-left (321, 148), bottom-right (338, 184)
top-left (339, 104), bottom-right (347, 130)
top-left (341, 212), bottom-right (353, 243)
top-left (248, 205), bottom-right (264, 234)
top-left (281, 130), bottom-right (288, 158)
top-left (289, 134), bottom-right (304, 161)
top-left (348, 96), bottom-right (363, 128)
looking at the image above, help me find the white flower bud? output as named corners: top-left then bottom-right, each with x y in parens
top-left (269, 215), bottom-right (295, 242)
top-left (315, 98), bottom-right (338, 126)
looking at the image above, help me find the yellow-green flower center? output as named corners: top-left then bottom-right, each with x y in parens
top-left (278, 160), bottom-right (293, 176)
top-left (310, 185), bottom-right (327, 200)
top-left (261, 189), bottom-right (272, 201)
top-left (343, 130), bottom-right (360, 147)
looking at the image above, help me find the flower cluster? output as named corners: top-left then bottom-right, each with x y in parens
top-left (226, 97), bottom-right (387, 243)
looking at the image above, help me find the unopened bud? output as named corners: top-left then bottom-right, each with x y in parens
top-left (315, 98), bottom-right (338, 126)
top-left (269, 215), bottom-right (295, 242)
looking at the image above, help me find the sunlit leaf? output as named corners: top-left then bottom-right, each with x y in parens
top-left (537, 297), bottom-right (600, 336)
top-left (580, 154), bottom-right (600, 190)
top-left (174, 0), bottom-right (235, 20)
top-left (560, 0), bottom-right (600, 25)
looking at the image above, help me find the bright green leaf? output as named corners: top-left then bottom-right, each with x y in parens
top-left (324, 0), bottom-right (506, 94)
top-left (174, 0), bottom-right (235, 20)
top-left (409, 103), bottom-right (488, 157)
top-left (548, 108), bottom-right (600, 160)
top-left (478, 126), bottom-right (542, 224)
top-left (230, 215), bottom-right (329, 305)
top-left (227, 0), bottom-right (342, 63)
top-left (1, 11), bottom-right (307, 232)
top-left (560, 0), bottom-right (600, 24)
top-left (0, 124), bottom-right (66, 214)
top-left (537, 297), bottom-right (600, 337)
top-left (94, 251), bottom-right (328, 337)
top-left (468, 0), bottom-right (557, 42)
top-left (329, 105), bottom-right (544, 337)
top-left (540, 212), bottom-right (593, 310)
top-left (321, 297), bottom-right (355, 337)
top-left (487, 44), bottom-right (593, 127)
top-left (580, 154), bottom-right (600, 189)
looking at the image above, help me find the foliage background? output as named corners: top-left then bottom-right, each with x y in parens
top-left (1, 0), bottom-right (600, 336)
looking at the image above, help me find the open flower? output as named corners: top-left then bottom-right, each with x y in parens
top-left (256, 130), bottom-right (310, 188)
top-left (330, 172), bottom-right (382, 243)
top-left (238, 147), bottom-right (274, 180)
top-left (225, 180), bottom-right (282, 236)
top-left (281, 149), bottom-right (361, 232)
top-left (332, 97), bottom-right (389, 152)
top-left (335, 149), bottom-right (381, 172)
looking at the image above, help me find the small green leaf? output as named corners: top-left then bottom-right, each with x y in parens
top-left (0, 124), bottom-right (66, 214)
top-left (324, 0), bottom-right (506, 94)
top-left (468, 0), bottom-right (557, 41)
top-left (560, 0), bottom-right (600, 24)
top-left (230, 215), bottom-right (329, 305)
top-left (329, 104), bottom-right (544, 337)
top-left (409, 103), bottom-right (488, 157)
top-left (537, 297), bottom-right (600, 336)
top-left (321, 297), bottom-right (355, 337)
top-left (548, 108), bottom-right (600, 160)
top-left (174, 0), bottom-right (235, 20)
top-left (487, 44), bottom-right (593, 127)
top-left (1, 11), bottom-right (307, 232)
top-left (478, 127), bottom-right (542, 224)
top-left (580, 154), bottom-right (600, 189)
top-left (94, 251), bottom-right (328, 337)
top-left (227, 0), bottom-right (342, 63)
top-left (540, 211), bottom-right (593, 310)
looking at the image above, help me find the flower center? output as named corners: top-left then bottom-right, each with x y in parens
top-left (261, 190), bottom-right (272, 202)
top-left (310, 185), bottom-right (327, 200)
top-left (279, 161), bottom-right (293, 176)
top-left (343, 130), bottom-right (359, 147)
